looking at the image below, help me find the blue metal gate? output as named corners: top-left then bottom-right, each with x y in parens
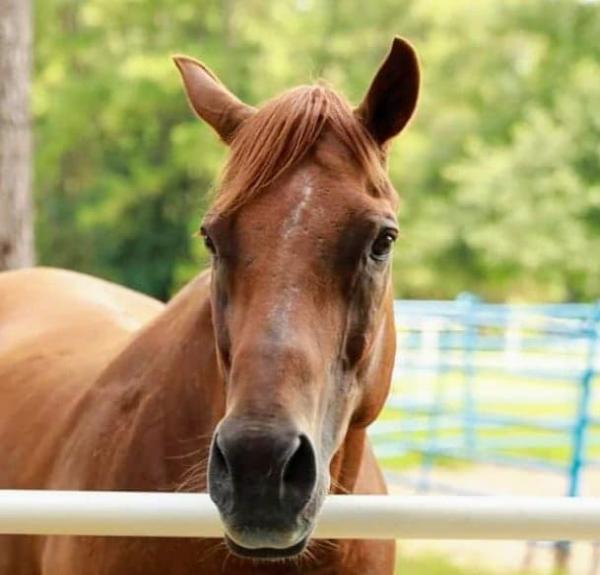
top-left (373, 296), bottom-right (600, 499)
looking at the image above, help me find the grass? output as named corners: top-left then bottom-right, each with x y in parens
top-left (374, 366), bottom-right (600, 473)
top-left (396, 551), bottom-right (541, 575)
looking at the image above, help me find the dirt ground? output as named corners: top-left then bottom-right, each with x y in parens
top-left (387, 464), bottom-right (600, 575)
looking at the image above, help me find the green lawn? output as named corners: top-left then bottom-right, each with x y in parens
top-left (396, 552), bottom-right (541, 575)
top-left (374, 366), bottom-right (600, 473)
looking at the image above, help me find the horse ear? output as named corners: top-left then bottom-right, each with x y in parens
top-left (356, 37), bottom-right (420, 148)
top-left (173, 55), bottom-right (256, 144)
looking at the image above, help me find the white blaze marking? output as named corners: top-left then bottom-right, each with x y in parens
top-left (268, 182), bottom-right (314, 329)
top-left (282, 183), bottom-right (313, 240)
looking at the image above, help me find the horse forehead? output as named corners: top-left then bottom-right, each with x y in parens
top-left (238, 167), bottom-right (368, 239)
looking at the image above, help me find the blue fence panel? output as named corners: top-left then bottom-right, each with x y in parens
top-left (373, 296), bottom-right (600, 499)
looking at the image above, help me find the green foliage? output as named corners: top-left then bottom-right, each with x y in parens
top-left (34, 0), bottom-right (600, 301)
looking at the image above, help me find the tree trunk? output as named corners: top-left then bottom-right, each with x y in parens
top-left (0, 0), bottom-right (34, 270)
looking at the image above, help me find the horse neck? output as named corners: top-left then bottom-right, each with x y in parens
top-left (85, 271), bottom-right (225, 491)
top-left (329, 428), bottom-right (369, 494)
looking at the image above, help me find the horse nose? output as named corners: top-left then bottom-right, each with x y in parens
top-left (208, 420), bottom-right (317, 522)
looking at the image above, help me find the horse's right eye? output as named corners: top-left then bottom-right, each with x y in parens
top-left (200, 227), bottom-right (216, 254)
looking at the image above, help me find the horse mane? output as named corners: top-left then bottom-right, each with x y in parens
top-left (209, 84), bottom-right (390, 216)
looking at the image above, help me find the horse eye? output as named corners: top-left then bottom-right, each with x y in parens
top-left (200, 227), bottom-right (216, 254)
top-left (370, 230), bottom-right (397, 261)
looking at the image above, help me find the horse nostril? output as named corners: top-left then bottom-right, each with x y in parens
top-left (208, 433), bottom-right (233, 509)
top-left (281, 434), bottom-right (317, 510)
top-left (212, 434), bottom-right (230, 477)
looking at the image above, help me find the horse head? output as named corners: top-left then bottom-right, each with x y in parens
top-left (174, 37), bottom-right (419, 559)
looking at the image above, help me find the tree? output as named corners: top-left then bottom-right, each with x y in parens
top-left (33, 0), bottom-right (600, 301)
top-left (0, 0), bottom-right (34, 270)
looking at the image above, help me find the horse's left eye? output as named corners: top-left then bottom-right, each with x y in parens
top-left (370, 230), bottom-right (397, 261)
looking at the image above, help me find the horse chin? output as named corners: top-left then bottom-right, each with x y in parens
top-left (216, 473), bottom-right (328, 561)
top-left (224, 534), bottom-right (310, 561)
top-left (222, 520), bottom-right (315, 561)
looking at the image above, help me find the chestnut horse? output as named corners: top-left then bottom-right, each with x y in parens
top-left (0, 37), bottom-right (419, 575)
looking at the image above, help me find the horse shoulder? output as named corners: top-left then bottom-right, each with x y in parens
top-left (0, 267), bottom-right (164, 488)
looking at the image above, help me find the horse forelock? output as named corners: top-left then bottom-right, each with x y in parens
top-left (209, 84), bottom-right (390, 217)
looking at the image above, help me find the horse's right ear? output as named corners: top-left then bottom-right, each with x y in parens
top-left (173, 56), bottom-right (256, 144)
top-left (356, 37), bottom-right (420, 148)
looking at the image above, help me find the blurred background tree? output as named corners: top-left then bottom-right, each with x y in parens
top-left (0, 0), bottom-right (34, 270)
top-left (33, 0), bottom-right (600, 301)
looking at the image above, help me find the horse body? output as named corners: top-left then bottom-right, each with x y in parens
top-left (0, 268), bottom-right (390, 575)
top-left (0, 267), bottom-right (160, 574)
top-left (0, 267), bottom-right (163, 490)
top-left (0, 37), bottom-right (420, 574)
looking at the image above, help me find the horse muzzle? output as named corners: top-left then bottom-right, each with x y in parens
top-left (207, 418), bottom-right (319, 558)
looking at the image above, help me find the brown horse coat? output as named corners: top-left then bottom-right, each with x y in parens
top-left (0, 37), bottom-right (419, 575)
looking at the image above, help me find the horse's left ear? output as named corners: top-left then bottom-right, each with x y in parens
top-left (356, 37), bottom-right (420, 147)
top-left (173, 55), bottom-right (256, 144)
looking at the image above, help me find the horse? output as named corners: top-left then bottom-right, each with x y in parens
top-left (0, 37), bottom-right (419, 575)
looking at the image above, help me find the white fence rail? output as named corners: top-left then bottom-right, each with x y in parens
top-left (1, 491), bottom-right (599, 541)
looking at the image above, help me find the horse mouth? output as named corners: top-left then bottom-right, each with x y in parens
top-left (225, 534), bottom-right (310, 560)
